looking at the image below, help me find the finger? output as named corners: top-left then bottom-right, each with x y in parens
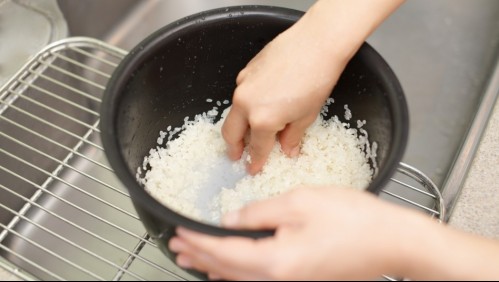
top-left (247, 129), bottom-right (277, 175)
top-left (175, 227), bottom-right (271, 272)
top-left (169, 237), bottom-right (210, 273)
top-left (278, 120), bottom-right (309, 157)
top-left (171, 237), bottom-right (235, 277)
top-left (180, 250), bottom-right (264, 281)
top-left (221, 108), bottom-right (248, 161)
top-left (222, 192), bottom-right (301, 230)
top-left (207, 265), bottom-right (268, 281)
top-left (207, 272), bottom-right (222, 280)
top-left (169, 236), bottom-right (193, 255)
top-left (177, 252), bottom-right (220, 277)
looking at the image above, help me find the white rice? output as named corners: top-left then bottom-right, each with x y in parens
top-left (138, 99), bottom-right (376, 225)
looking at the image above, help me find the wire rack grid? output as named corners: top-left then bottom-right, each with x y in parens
top-left (0, 37), bottom-right (444, 281)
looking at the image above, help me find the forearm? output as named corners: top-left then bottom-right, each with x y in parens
top-left (292, 0), bottom-right (405, 63)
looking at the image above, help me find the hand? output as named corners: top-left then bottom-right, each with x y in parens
top-left (169, 187), bottom-right (413, 280)
top-left (222, 0), bottom-right (405, 175)
top-left (169, 186), bottom-right (499, 280)
top-left (221, 21), bottom-right (346, 175)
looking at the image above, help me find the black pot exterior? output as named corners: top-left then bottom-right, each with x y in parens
top-left (100, 4), bottom-right (408, 266)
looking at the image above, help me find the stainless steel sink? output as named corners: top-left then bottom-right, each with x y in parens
top-left (0, 0), bottom-right (498, 280)
top-left (58, 0), bottom-right (499, 189)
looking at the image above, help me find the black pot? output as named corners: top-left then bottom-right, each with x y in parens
top-left (100, 3), bottom-right (408, 271)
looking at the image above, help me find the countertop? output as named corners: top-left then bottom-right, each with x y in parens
top-left (0, 268), bottom-right (18, 281)
top-left (448, 96), bottom-right (499, 240)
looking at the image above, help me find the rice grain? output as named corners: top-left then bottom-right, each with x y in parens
top-left (138, 100), bottom-right (376, 225)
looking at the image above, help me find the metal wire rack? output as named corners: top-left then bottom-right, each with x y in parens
top-left (0, 37), bottom-right (444, 281)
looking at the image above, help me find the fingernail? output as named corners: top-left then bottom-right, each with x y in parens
top-left (168, 238), bottom-right (182, 252)
top-left (247, 164), bottom-right (258, 176)
top-left (227, 144), bottom-right (244, 161)
top-left (176, 255), bottom-right (192, 268)
top-left (221, 211), bottom-right (240, 227)
top-left (289, 145), bottom-right (300, 157)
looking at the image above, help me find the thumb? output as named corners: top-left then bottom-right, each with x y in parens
top-left (222, 196), bottom-right (294, 230)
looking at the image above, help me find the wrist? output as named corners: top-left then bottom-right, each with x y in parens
top-left (405, 220), bottom-right (499, 280)
top-left (367, 205), bottom-right (441, 279)
top-left (388, 211), bottom-right (461, 280)
top-left (391, 212), bottom-right (442, 279)
top-left (294, 0), bottom-right (404, 63)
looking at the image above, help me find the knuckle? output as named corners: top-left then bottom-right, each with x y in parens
top-left (232, 86), bottom-right (250, 108)
top-left (248, 137), bottom-right (267, 152)
top-left (236, 69), bottom-right (247, 85)
top-left (248, 113), bottom-right (279, 132)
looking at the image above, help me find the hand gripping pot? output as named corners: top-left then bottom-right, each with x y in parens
top-left (100, 4), bottom-right (409, 276)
